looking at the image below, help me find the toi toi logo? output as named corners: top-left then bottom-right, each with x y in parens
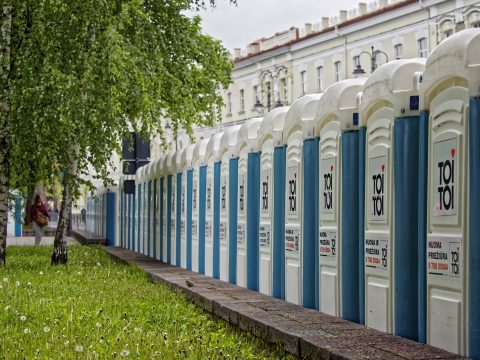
top-left (371, 164), bottom-right (385, 217)
top-left (437, 148), bottom-right (455, 211)
top-left (323, 165), bottom-right (333, 210)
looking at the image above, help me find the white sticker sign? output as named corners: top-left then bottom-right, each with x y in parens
top-left (206, 178), bottom-right (212, 211)
top-left (433, 138), bottom-right (458, 217)
top-left (181, 181), bottom-right (186, 214)
top-left (238, 173), bottom-right (246, 215)
top-left (219, 221), bottom-right (227, 241)
top-left (205, 220), bottom-right (212, 238)
top-left (427, 237), bottom-right (461, 277)
top-left (171, 183), bottom-right (175, 212)
top-left (237, 223), bottom-right (246, 243)
top-left (319, 229), bottom-right (337, 258)
top-left (365, 237), bottom-right (388, 269)
top-left (193, 182), bottom-right (197, 210)
top-left (368, 154), bottom-right (387, 222)
top-left (286, 165), bottom-right (299, 216)
top-left (320, 157), bottom-right (335, 219)
top-left (192, 220), bottom-right (197, 238)
top-left (181, 220), bottom-right (185, 237)
top-left (259, 224), bottom-right (271, 247)
top-left (285, 226), bottom-right (300, 252)
top-left (171, 219), bottom-right (175, 237)
top-left (261, 169), bottom-right (271, 215)
top-left (221, 176), bottom-right (227, 214)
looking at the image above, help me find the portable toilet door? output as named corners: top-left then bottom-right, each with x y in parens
top-left (153, 158), bottom-right (162, 260)
top-left (134, 169), bottom-right (141, 253)
top-left (283, 94), bottom-right (322, 307)
top-left (166, 149), bottom-right (177, 265)
top-left (160, 155), bottom-right (169, 263)
top-left (192, 138), bottom-right (210, 274)
top-left (180, 144), bottom-right (196, 269)
top-left (257, 107), bottom-right (289, 296)
top-left (420, 29), bottom-right (480, 357)
top-left (314, 78), bottom-right (366, 317)
top-left (236, 118), bottom-right (262, 290)
top-left (360, 60), bottom-right (425, 338)
top-left (219, 125), bottom-right (242, 284)
top-left (204, 132), bottom-right (224, 277)
top-left (141, 165), bottom-right (148, 255)
top-left (175, 147), bottom-right (186, 268)
top-left (147, 162), bottom-right (154, 258)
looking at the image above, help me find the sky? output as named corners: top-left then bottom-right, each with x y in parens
top-left (195, 0), bottom-right (364, 52)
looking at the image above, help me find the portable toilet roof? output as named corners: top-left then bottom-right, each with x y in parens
top-left (205, 131), bottom-right (224, 163)
top-left (236, 118), bottom-right (263, 153)
top-left (181, 144), bottom-right (196, 171)
top-left (421, 28), bottom-right (480, 106)
top-left (151, 157), bottom-right (162, 178)
top-left (219, 124), bottom-right (242, 159)
top-left (360, 59), bottom-right (425, 124)
top-left (283, 93), bottom-right (322, 144)
top-left (192, 137), bottom-right (210, 167)
top-left (258, 106), bottom-right (289, 147)
top-left (316, 78), bottom-right (366, 133)
top-left (165, 148), bottom-right (177, 175)
top-left (175, 147), bottom-right (186, 173)
top-left (145, 161), bottom-right (154, 180)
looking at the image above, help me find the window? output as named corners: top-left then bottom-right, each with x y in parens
top-left (227, 92), bottom-right (232, 114)
top-left (300, 71), bottom-right (307, 96)
top-left (473, 22), bottom-right (480, 28)
top-left (316, 66), bottom-right (324, 92)
top-left (239, 89), bottom-right (245, 112)
top-left (280, 78), bottom-right (288, 103)
top-left (418, 37), bottom-right (428, 58)
top-left (334, 61), bottom-right (342, 82)
top-left (266, 82), bottom-right (272, 110)
top-left (253, 85), bottom-right (259, 104)
top-left (444, 29), bottom-right (453, 39)
top-left (374, 51), bottom-right (386, 70)
top-left (394, 44), bottom-right (403, 59)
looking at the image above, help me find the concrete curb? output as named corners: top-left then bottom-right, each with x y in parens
top-left (104, 247), bottom-right (466, 359)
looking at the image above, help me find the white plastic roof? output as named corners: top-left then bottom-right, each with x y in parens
top-left (316, 78), bottom-right (366, 132)
top-left (236, 117), bottom-right (263, 153)
top-left (205, 131), bottom-right (224, 163)
top-left (283, 93), bottom-right (322, 143)
top-left (258, 106), bottom-right (289, 147)
top-left (219, 124), bottom-right (241, 159)
top-left (192, 137), bottom-right (210, 167)
top-left (422, 28), bottom-right (480, 102)
top-left (180, 144), bottom-right (196, 171)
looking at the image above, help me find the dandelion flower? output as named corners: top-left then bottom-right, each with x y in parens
top-left (27, 282), bottom-right (32, 287)
top-left (39, 271), bottom-right (44, 275)
top-left (15, 280), bottom-right (20, 287)
top-left (75, 345), bottom-right (83, 352)
top-left (77, 272), bottom-right (82, 276)
top-left (4, 305), bottom-right (9, 311)
top-left (96, 322), bottom-right (102, 328)
top-left (120, 349), bottom-right (130, 357)
top-left (24, 328), bottom-right (30, 334)
top-left (3, 277), bottom-right (8, 283)
top-left (20, 315), bottom-right (26, 322)
top-left (44, 326), bottom-right (50, 333)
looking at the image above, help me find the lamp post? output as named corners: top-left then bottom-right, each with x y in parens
top-left (352, 46), bottom-right (389, 76)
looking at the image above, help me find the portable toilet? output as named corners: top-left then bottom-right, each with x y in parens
top-left (151, 157), bottom-right (162, 260)
top-left (175, 147), bottom-right (186, 267)
top-left (160, 154), bottom-right (169, 263)
top-left (145, 162), bottom-right (153, 257)
top-left (257, 107), bottom-right (289, 297)
top-left (314, 78), bottom-right (366, 317)
top-left (235, 118), bottom-right (263, 290)
top-left (141, 165), bottom-right (148, 255)
top-left (360, 60), bottom-right (425, 338)
top-left (283, 93), bottom-right (322, 308)
top-left (179, 144), bottom-right (196, 269)
top-left (419, 29), bottom-right (480, 357)
top-left (121, 175), bottom-right (135, 251)
top-left (192, 138), bottom-right (210, 274)
top-left (165, 149), bottom-right (177, 265)
top-left (204, 132), bottom-right (224, 277)
top-left (134, 167), bottom-right (142, 253)
top-left (219, 125), bottom-right (242, 284)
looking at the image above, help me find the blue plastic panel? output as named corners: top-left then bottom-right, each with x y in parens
top-left (199, 166), bottom-right (207, 274)
top-left (147, 181), bottom-right (152, 257)
top-left (106, 192), bottom-right (116, 247)
top-left (167, 175), bottom-right (172, 264)
top-left (187, 169), bottom-right (193, 270)
top-left (247, 152), bottom-right (260, 291)
top-left (273, 146), bottom-right (286, 300)
top-left (213, 161), bottom-right (221, 278)
top-left (176, 173), bottom-right (182, 267)
top-left (160, 177), bottom-right (164, 262)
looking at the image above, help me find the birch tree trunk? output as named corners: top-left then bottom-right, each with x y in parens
top-left (0, 6), bottom-right (11, 267)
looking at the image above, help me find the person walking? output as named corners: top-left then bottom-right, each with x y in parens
top-left (29, 195), bottom-right (50, 245)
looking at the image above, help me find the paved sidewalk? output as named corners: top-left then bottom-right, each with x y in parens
top-left (6, 236), bottom-right (80, 246)
top-left (104, 247), bottom-right (465, 360)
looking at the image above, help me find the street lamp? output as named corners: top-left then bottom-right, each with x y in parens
top-left (352, 46), bottom-right (389, 75)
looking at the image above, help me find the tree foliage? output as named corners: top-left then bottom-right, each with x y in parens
top-left (0, 0), bottom-right (234, 265)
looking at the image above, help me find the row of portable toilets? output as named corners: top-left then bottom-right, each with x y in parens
top-left (87, 30), bottom-right (480, 358)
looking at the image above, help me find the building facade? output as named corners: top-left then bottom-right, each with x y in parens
top-left (216, 0), bottom-right (480, 128)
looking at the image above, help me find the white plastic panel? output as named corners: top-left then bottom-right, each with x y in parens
top-left (204, 165), bottom-right (214, 277)
top-left (320, 269), bottom-right (337, 316)
top-left (219, 161), bottom-right (229, 282)
top-left (366, 278), bottom-right (390, 333)
top-left (285, 257), bottom-right (300, 305)
top-left (191, 168), bottom-right (199, 273)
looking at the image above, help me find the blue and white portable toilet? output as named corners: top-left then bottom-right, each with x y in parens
top-left (175, 147), bottom-right (186, 267)
top-left (257, 107), bottom-right (289, 296)
top-left (165, 149), bottom-right (177, 265)
top-left (235, 118), bottom-right (263, 290)
top-left (420, 29), bottom-right (480, 357)
top-left (151, 157), bottom-right (162, 260)
top-left (219, 125), bottom-right (242, 283)
top-left (141, 165), bottom-right (149, 255)
top-left (192, 138), bottom-right (210, 274)
top-left (120, 174), bottom-right (135, 251)
top-left (360, 60), bottom-right (425, 338)
top-left (159, 154), bottom-right (169, 263)
top-left (283, 94), bottom-right (322, 307)
top-left (204, 132), bottom-right (224, 277)
top-left (179, 144), bottom-right (196, 269)
top-left (147, 161), bottom-right (156, 258)
top-left (134, 168), bottom-right (142, 253)
top-left (314, 78), bottom-right (366, 317)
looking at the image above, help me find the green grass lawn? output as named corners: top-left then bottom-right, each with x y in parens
top-left (0, 246), bottom-right (290, 359)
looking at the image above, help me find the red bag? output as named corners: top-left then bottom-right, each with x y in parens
top-left (35, 211), bottom-right (49, 227)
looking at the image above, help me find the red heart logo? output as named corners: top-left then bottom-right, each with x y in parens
top-left (451, 148), bottom-right (456, 158)
top-left (381, 164), bottom-right (385, 172)
top-left (330, 165), bottom-right (333, 172)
